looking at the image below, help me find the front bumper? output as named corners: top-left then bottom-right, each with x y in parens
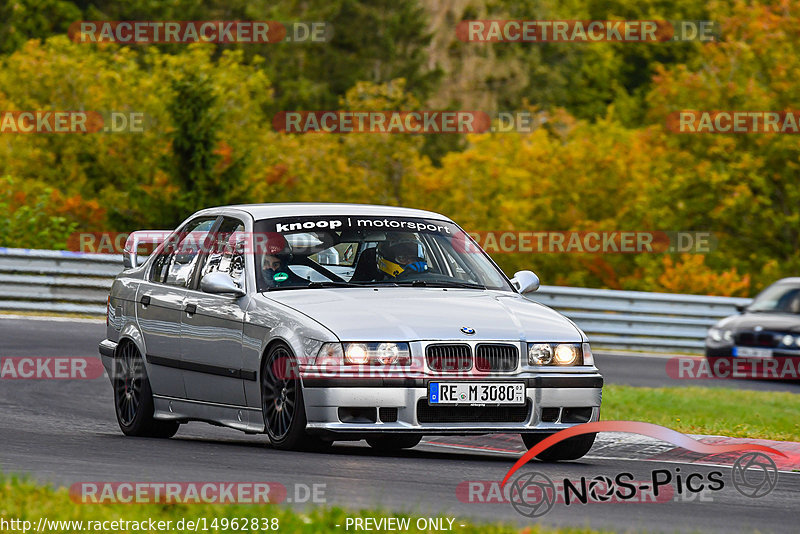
top-left (302, 374), bottom-right (602, 435)
top-left (98, 339), bottom-right (117, 376)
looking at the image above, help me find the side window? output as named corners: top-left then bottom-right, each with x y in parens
top-left (197, 218), bottom-right (246, 292)
top-left (150, 218), bottom-right (217, 287)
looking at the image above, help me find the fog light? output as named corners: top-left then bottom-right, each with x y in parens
top-left (554, 344), bottom-right (579, 365)
top-left (344, 343), bottom-right (369, 365)
top-left (528, 344), bottom-right (553, 365)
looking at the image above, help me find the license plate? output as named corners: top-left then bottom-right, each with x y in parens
top-left (733, 346), bottom-right (773, 358)
top-left (428, 382), bottom-right (525, 406)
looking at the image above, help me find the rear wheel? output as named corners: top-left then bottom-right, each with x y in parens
top-left (261, 343), bottom-right (330, 451)
top-left (366, 435), bottom-right (422, 451)
top-left (113, 341), bottom-right (180, 438)
top-left (521, 432), bottom-right (596, 461)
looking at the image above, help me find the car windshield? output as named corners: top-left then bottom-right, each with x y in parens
top-left (747, 283), bottom-right (800, 313)
top-left (252, 215), bottom-right (512, 292)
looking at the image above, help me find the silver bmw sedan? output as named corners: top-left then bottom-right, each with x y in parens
top-left (99, 203), bottom-right (602, 460)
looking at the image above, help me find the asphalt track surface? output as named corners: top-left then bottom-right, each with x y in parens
top-left (2, 316), bottom-right (799, 533)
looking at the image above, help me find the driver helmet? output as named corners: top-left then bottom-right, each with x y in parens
top-left (259, 232), bottom-right (292, 283)
top-left (377, 234), bottom-right (427, 277)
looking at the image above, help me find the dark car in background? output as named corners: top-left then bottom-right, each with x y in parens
top-left (705, 277), bottom-right (800, 359)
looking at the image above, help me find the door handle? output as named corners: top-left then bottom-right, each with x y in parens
top-left (140, 295), bottom-right (151, 306)
top-left (185, 303), bottom-right (197, 315)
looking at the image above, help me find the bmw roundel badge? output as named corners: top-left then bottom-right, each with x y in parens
top-left (461, 326), bottom-right (476, 335)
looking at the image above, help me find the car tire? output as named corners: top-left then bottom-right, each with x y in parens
top-left (261, 342), bottom-right (330, 451)
top-left (113, 341), bottom-right (180, 439)
top-left (521, 432), bottom-right (596, 461)
top-left (366, 435), bottom-right (422, 451)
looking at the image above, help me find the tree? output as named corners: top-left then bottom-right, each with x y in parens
top-left (166, 70), bottom-right (227, 220)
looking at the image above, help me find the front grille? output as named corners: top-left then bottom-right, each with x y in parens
top-left (379, 407), bottom-right (398, 423)
top-left (758, 333), bottom-right (778, 347)
top-left (416, 399), bottom-right (530, 423)
top-left (426, 344), bottom-right (472, 372)
top-left (737, 332), bottom-right (778, 347)
top-left (475, 344), bottom-right (518, 372)
top-left (738, 332), bottom-right (754, 345)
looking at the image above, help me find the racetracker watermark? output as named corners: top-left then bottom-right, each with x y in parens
top-left (72, 223), bottom-right (449, 254)
top-left (279, 354), bottom-right (523, 380)
top-left (277, 110), bottom-right (679, 134)
top-left (456, 20), bottom-right (718, 43)
top-left (0, 111), bottom-right (145, 134)
top-left (69, 21), bottom-right (330, 43)
top-left (667, 357), bottom-right (800, 380)
top-left (69, 482), bottom-right (326, 504)
top-left (454, 231), bottom-right (716, 254)
top-left (273, 111), bottom-right (492, 134)
top-left (0, 357), bottom-right (104, 380)
top-left (667, 111), bottom-right (800, 134)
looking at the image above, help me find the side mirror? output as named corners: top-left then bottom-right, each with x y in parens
top-left (735, 304), bottom-right (747, 313)
top-left (122, 253), bottom-right (139, 269)
top-left (511, 270), bottom-right (540, 294)
top-left (123, 230), bottom-right (169, 268)
top-left (200, 272), bottom-right (246, 297)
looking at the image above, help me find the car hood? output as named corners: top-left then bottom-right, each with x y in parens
top-left (264, 288), bottom-right (582, 341)
top-left (718, 312), bottom-right (800, 333)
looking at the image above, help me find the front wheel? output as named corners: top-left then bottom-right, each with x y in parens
top-left (113, 341), bottom-right (180, 438)
top-left (521, 432), bottom-right (596, 461)
top-left (261, 343), bottom-right (330, 451)
top-left (366, 435), bottom-right (422, 451)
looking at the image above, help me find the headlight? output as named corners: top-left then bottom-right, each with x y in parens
top-left (782, 334), bottom-right (795, 347)
top-left (528, 344), bottom-right (553, 365)
top-left (376, 342), bottom-right (402, 364)
top-left (527, 343), bottom-right (583, 366)
top-left (708, 328), bottom-right (722, 342)
top-left (344, 343), bottom-right (369, 365)
top-left (723, 330), bottom-right (733, 342)
top-left (316, 342), bottom-right (411, 366)
top-left (554, 344), bottom-right (579, 365)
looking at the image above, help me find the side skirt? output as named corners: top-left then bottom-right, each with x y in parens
top-left (153, 395), bottom-right (265, 434)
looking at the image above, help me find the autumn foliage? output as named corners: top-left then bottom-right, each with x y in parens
top-left (2, 1), bottom-right (798, 298)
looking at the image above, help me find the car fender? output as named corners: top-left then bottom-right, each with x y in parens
top-left (115, 323), bottom-right (148, 372)
top-left (243, 296), bottom-right (338, 409)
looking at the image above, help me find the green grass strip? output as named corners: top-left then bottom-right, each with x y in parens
top-left (602, 384), bottom-right (800, 442)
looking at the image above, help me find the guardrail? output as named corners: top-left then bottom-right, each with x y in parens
top-left (0, 248), bottom-right (119, 315)
top-left (529, 285), bottom-right (751, 352)
top-left (0, 248), bottom-right (752, 352)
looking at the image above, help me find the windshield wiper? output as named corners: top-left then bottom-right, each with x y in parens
top-left (307, 281), bottom-right (357, 289)
top-left (394, 280), bottom-right (486, 289)
top-left (264, 280), bottom-right (355, 291)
